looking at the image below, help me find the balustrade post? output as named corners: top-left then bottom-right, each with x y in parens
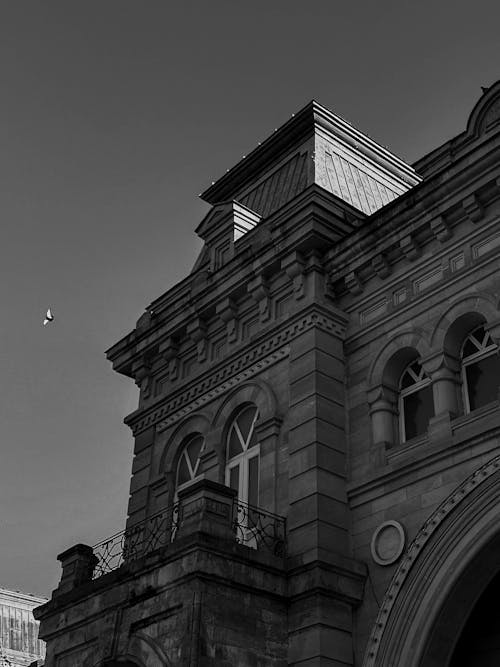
top-left (175, 479), bottom-right (237, 542)
top-left (55, 544), bottom-right (98, 596)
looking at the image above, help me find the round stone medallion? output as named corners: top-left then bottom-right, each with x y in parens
top-left (371, 520), bottom-right (405, 565)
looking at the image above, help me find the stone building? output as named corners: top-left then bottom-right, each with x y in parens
top-left (0, 588), bottom-right (46, 666)
top-left (35, 81), bottom-right (500, 666)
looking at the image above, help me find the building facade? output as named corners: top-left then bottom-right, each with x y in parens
top-left (35, 82), bottom-right (500, 666)
top-left (0, 588), bottom-right (46, 666)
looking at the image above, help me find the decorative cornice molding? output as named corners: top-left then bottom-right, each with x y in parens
top-left (127, 308), bottom-right (346, 436)
top-left (363, 452), bottom-right (500, 667)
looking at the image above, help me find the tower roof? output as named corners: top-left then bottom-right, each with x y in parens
top-left (200, 100), bottom-right (421, 217)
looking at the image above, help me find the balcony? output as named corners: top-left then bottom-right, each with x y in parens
top-left (54, 480), bottom-right (287, 594)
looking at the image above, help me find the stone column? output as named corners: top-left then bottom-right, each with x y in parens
top-left (367, 384), bottom-right (397, 450)
top-left (422, 352), bottom-right (460, 442)
top-left (55, 544), bottom-right (98, 596)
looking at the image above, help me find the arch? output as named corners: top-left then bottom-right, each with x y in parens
top-left (211, 380), bottom-right (278, 447)
top-left (368, 330), bottom-right (431, 391)
top-left (159, 412), bottom-right (211, 475)
top-left (465, 79), bottom-right (500, 137)
top-left (95, 632), bottom-right (172, 667)
top-left (363, 452), bottom-right (500, 667)
top-left (429, 293), bottom-right (498, 355)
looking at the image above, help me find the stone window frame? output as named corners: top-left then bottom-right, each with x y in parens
top-left (368, 297), bottom-right (500, 460)
top-left (225, 404), bottom-right (261, 506)
top-left (398, 360), bottom-right (433, 443)
top-left (460, 325), bottom-right (499, 414)
top-left (209, 380), bottom-right (282, 514)
top-left (175, 432), bottom-right (206, 497)
top-left (156, 413), bottom-right (212, 511)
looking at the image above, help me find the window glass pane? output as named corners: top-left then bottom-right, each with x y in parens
top-left (229, 465), bottom-right (240, 494)
top-left (463, 337), bottom-right (479, 358)
top-left (228, 428), bottom-right (243, 459)
top-left (237, 406), bottom-right (257, 442)
top-left (177, 456), bottom-right (190, 485)
top-left (248, 426), bottom-right (258, 449)
top-left (186, 435), bottom-right (203, 467)
top-left (403, 385), bottom-right (434, 440)
top-left (248, 455), bottom-right (259, 507)
top-left (466, 354), bottom-right (500, 411)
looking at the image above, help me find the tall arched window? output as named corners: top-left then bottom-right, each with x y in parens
top-left (461, 326), bottom-right (500, 413)
top-left (175, 434), bottom-right (205, 495)
top-left (399, 360), bottom-right (434, 442)
top-left (225, 405), bottom-right (260, 506)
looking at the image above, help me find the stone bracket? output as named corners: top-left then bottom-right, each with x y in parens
top-left (372, 253), bottom-right (391, 279)
top-left (462, 192), bottom-right (484, 223)
top-left (248, 274), bottom-right (271, 322)
top-left (216, 298), bottom-right (238, 343)
top-left (187, 318), bottom-right (208, 362)
top-left (430, 214), bottom-right (452, 242)
top-left (400, 234), bottom-right (420, 261)
top-left (345, 270), bottom-right (363, 295)
top-left (159, 337), bottom-right (180, 381)
top-left (132, 355), bottom-right (152, 398)
top-left (282, 252), bottom-right (306, 300)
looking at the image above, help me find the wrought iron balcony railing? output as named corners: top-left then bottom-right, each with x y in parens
top-left (233, 500), bottom-right (287, 558)
top-left (92, 497), bottom-right (286, 578)
top-left (92, 503), bottom-right (179, 579)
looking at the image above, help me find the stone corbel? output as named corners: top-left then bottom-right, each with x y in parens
top-left (248, 274), bottom-right (271, 322)
top-left (430, 214), bottom-right (452, 242)
top-left (372, 253), bottom-right (391, 279)
top-left (345, 270), bottom-right (363, 295)
top-left (132, 355), bottom-right (152, 398)
top-left (462, 193), bottom-right (484, 223)
top-left (216, 298), bottom-right (238, 344)
top-left (187, 318), bottom-right (208, 362)
top-left (400, 234), bottom-right (420, 261)
top-left (159, 337), bottom-right (179, 381)
top-left (282, 252), bottom-right (306, 300)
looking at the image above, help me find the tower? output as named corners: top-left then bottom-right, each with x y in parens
top-left (35, 83), bottom-right (500, 666)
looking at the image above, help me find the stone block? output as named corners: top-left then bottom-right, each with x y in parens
top-left (289, 468), bottom-right (347, 503)
top-left (289, 418), bottom-right (346, 455)
top-left (288, 494), bottom-right (349, 531)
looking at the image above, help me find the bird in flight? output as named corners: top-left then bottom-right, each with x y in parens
top-left (43, 308), bottom-right (54, 326)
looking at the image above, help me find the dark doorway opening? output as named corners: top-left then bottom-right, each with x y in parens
top-left (449, 568), bottom-right (500, 666)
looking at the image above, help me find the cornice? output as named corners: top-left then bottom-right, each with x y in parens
top-left (125, 305), bottom-right (346, 435)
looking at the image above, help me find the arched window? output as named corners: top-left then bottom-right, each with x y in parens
top-left (461, 326), bottom-right (500, 413)
top-left (175, 434), bottom-right (205, 495)
top-left (225, 405), bottom-right (260, 506)
top-left (399, 360), bottom-right (434, 442)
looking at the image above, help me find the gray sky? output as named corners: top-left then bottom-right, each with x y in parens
top-left (1, 0), bottom-right (499, 597)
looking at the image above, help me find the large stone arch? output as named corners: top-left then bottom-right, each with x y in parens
top-left (362, 452), bottom-right (500, 667)
top-left (96, 631), bottom-right (172, 667)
